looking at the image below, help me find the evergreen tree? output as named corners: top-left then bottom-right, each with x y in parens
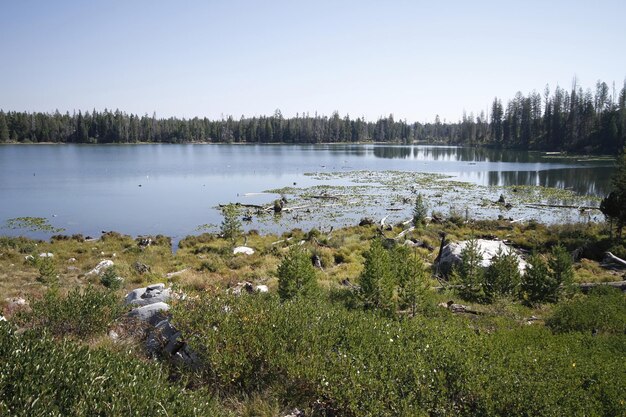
top-left (483, 247), bottom-right (521, 301)
top-left (0, 111), bottom-right (9, 142)
top-left (277, 246), bottom-right (317, 301)
top-left (360, 239), bottom-right (395, 314)
top-left (412, 193), bottom-right (428, 227)
top-left (520, 253), bottom-right (557, 304)
top-left (548, 245), bottom-right (574, 299)
top-left (454, 239), bottom-right (485, 302)
top-left (394, 246), bottom-right (429, 316)
top-left (220, 204), bottom-right (242, 245)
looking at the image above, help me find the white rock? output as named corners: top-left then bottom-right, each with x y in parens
top-left (68, 257), bottom-right (77, 262)
top-left (108, 330), bottom-right (119, 341)
top-left (437, 239), bottom-right (526, 275)
top-left (24, 255), bottom-right (34, 261)
top-left (86, 260), bottom-right (114, 276)
top-left (125, 284), bottom-right (170, 306)
top-left (255, 285), bottom-right (269, 293)
top-left (165, 269), bottom-right (189, 279)
top-left (127, 302), bottom-right (170, 326)
top-left (0, 315), bottom-right (6, 322)
top-left (233, 246), bottom-right (255, 255)
top-left (39, 252), bottom-right (53, 258)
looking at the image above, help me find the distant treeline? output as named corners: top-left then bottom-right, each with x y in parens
top-left (1, 79), bottom-right (625, 153)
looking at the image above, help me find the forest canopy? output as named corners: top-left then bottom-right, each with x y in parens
top-left (1, 79), bottom-right (625, 153)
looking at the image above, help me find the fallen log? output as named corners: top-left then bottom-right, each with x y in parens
top-left (604, 252), bottom-right (626, 267)
top-left (396, 226), bottom-right (415, 240)
top-left (525, 203), bottom-right (600, 210)
top-left (309, 195), bottom-right (340, 200)
top-left (578, 281), bottom-right (626, 293)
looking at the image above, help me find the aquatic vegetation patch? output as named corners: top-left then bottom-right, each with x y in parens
top-left (4, 217), bottom-right (65, 233)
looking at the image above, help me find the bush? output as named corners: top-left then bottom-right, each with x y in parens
top-left (100, 266), bottom-right (123, 290)
top-left (520, 253), bottom-right (558, 304)
top-left (548, 244), bottom-right (575, 299)
top-left (393, 245), bottom-right (430, 315)
top-left (220, 203), bottom-right (242, 245)
top-left (454, 239), bottom-right (485, 302)
top-left (546, 286), bottom-right (626, 335)
top-left (359, 239), bottom-right (395, 313)
top-left (412, 193), bottom-right (428, 227)
top-left (172, 292), bottom-right (626, 417)
top-left (20, 286), bottom-right (124, 339)
top-left (483, 247), bottom-right (521, 301)
top-left (37, 257), bottom-right (57, 285)
top-left (277, 246), bottom-right (317, 301)
top-left (0, 323), bottom-right (223, 416)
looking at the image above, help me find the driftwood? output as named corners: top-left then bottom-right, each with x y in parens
top-left (525, 203), bottom-right (600, 210)
top-left (396, 226), bottom-right (415, 240)
top-left (434, 232), bottom-right (447, 264)
top-left (219, 203), bottom-right (269, 211)
top-left (578, 281), bottom-right (626, 293)
top-left (310, 195), bottom-right (339, 200)
top-left (385, 207), bottom-right (403, 211)
top-left (604, 252), bottom-right (626, 267)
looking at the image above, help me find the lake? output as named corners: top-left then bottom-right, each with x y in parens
top-left (0, 144), bottom-right (615, 246)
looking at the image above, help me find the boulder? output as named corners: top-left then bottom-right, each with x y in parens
top-left (127, 302), bottom-right (170, 326)
top-left (437, 239), bottom-right (526, 276)
top-left (233, 246), bottom-right (255, 255)
top-left (86, 259), bottom-right (114, 276)
top-left (0, 315), bottom-right (6, 322)
top-left (124, 284), bottom-right (171, 306)
top-left (255, 285), bottom-right (269, 293)
top-left (132, 261), bottom-right (150, 274)
top-left (39, 252), bottom-right (53, 258)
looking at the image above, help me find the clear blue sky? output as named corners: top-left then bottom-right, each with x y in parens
top-left (1, 0), bottom-right (625, 123)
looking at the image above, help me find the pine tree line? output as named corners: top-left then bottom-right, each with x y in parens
top-left (0, 79), bottom-right (624, 153)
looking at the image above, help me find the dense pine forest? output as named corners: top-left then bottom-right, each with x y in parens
top-left (1, 79), bottom-right (625, 153)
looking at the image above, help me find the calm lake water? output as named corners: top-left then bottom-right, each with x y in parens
top-left (0, 144), bottom-right (615, 245)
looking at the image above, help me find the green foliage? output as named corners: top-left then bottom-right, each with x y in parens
top-left (0, 323), bottom-right (223, 416)
top-left (359, 239), bottom-right (395, 313)
top-left (20, 286), bottom-right (124, 339)
top-left (220, 203), bottom-right (242, 245)
top-left (173, 292), bottom-right (626, 417)
top-left (483, 247), bottom-right (521, 301)
top-left (548, 244), bottom-right (574, 298)
top-left (412, 193), bottom-right (428, 227)
top-left (520, 253), bottom-right (558, 304)
top-left (601, 147), bottom-right (626, 240)
top-left (393, 245), bottom-right (430, 315)
top-left (37, 257), bottom-right (57, 285)
top-left (546, 287), bottom-right (626, 335)
top-left (454, 239), bottom-right (485, 302)
top-left (100, 266), bottom-right (123, 290)
top-left (277, 246), bottom-right (317, 301)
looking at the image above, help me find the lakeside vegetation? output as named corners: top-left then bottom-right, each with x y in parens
top-left (1, 148), bottom-right (625, 416)
top-left (1, 211), bottom-right (625, 415)
top-left (1, 79), bottom-right (625, 153)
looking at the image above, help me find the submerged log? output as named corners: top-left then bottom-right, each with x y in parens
top-left (525, 203), bottom-right (600, 210)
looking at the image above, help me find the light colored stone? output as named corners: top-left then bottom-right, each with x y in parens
top-left (255, 285), bottom-right (269, 293)
top-left (437, 239), bottom-right (526, 275)
top-left (124, 284), bottom-right (170, 306)
top-left (86, 259), bottom-right (114, 276)
top-left (165, 269), bottom-right (189, 278)
top-left (0, 315), bottom-right (6, 322)
top-left (127, 302), bottom-right (170, 326)
top-left (233, 246), bottom-right (255, 255)
top-left (68, 257), bottom-right (77, 262)
top-left (39, 252), bottom-right (53, 258)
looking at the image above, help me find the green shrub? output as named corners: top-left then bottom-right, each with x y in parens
top-left (20, 286), bottom-right (124, 339)
top-left (277, 246), bottom-right (317, 301)
top-left (546, 287), bottom-right (626, 335)
top-left (393, 245), bottom-right (430, 315)
top-left (412, 193), bottom-right (428, 227)
top-left (37, 257), bottom-right (57, 285)
top-left (548, 244), bottom-right (574, 298)
top-left (0, 323), bottom-right (224, 417)
top-left (483, 247), bottom-right (521, 301)
top-left (359, 239), bottom-right (395, 313)
top-left (220, 203), bottom-right (242, 245)
top-left (520, 253), bottom-right (558, 304)
top-left (454, 239), bottom-right (485, 302)
top-left (172, 293), bottom-right (626, 417)
top-left (100, 266), bottom-right (123, 290)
